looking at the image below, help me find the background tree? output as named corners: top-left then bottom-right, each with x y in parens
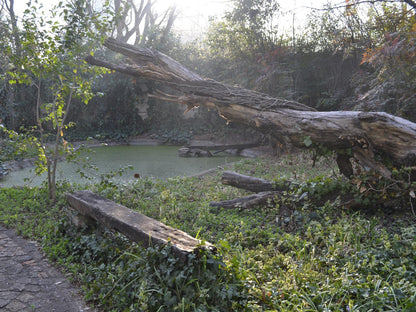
top-left (111, 0), bottom-right (177, 48)
top-left (65, 0), bottom-right (228, 143)
top-left (204, 0), bottom-right (281, 88)
top-left (200, 0), bottom-right (416, 117)
top-left (0, 0), bottom-right (22, 130)
top-left (356, 3), bottom-right (416, 120)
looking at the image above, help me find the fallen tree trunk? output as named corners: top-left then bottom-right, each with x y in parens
top-left (211, 171), bottom-right (357, 210)
top-left (185, 143), bottom-right (261, 151)
top-left (221, 171), bottom-right (291, 193)
top-left (210, 191), bottom-right (279, 209)
top-left (210, 171), bottom-right (286, 209)
top-left (86, 38), bottom-right (416, 178)
top-left (178, 147), bottom-right (212, 157)
top-left (211, 171), bottom-right (291, 209)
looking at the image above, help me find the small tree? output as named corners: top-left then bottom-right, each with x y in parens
top-left (6, 0), bottom-right (113, 202)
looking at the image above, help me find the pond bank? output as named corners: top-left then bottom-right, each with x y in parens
top-left (2, 134), bottom-right (273, 174)
top-left (2, 136), bottom-right (162, 174)
top-left (2, 157), bottom-right (39, 173)
top-left (1, 145), bottom-right (245, 187)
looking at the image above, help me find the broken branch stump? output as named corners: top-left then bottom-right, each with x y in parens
top-left (66, 190), bottom-right (215, 261)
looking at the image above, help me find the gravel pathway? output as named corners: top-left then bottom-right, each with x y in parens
top-left (0, 225), bottom-right (96, 312)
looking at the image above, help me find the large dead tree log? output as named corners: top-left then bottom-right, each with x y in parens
top-left (86, 38), bottom-right (416, 178)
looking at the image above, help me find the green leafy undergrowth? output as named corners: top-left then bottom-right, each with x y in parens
top-left (47, 229), bottom-right (247, 311)
top-left (1, 154), bottom-right (416, 311)
top-left (0, 186), bottom-right (60, 237)
top-left (0, 185), bottom-right (248, 311)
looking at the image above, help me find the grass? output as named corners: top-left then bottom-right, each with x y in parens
top-left (1, 153), bottom-right (415, 311)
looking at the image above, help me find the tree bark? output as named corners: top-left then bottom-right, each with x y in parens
top-left (186, 143), bottom-right (261, 151)
top-left (221, 171), bottom-right (291, 193)
top-left (86, 38), bottom-right (416, 178)
top-left (209, 171), bottom-right (288, 209)
top-left (66, 190), bottom-right (215, 261)
top-left (210, 191), bottom-right (279, 209)
top-left (211, 171), bottom-right (363, 210)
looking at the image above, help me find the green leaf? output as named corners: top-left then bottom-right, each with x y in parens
top-left (303, 136), bottom-right (313, 147)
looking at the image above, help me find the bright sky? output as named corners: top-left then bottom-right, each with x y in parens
top-left (161, 0), bottom-right (332, 39)
top-left (15, 0), bottom-right (332, 38)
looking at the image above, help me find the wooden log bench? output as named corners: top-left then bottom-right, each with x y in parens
top-left (66, 190), bottom-right (215, 261)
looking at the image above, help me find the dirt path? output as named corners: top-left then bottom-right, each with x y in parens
top-left (0, 225), bottom-right (96, 312)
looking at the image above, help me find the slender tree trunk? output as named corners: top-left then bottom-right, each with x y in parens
top-left (49, 90), bottom-right (73, 203)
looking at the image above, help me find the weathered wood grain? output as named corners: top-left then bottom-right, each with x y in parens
top-left (66, 190), bottom-right (215, 261)
top-left (210, 191), bottom-right (279, 209)
top-left (221, 171), bottom-right (291, 193)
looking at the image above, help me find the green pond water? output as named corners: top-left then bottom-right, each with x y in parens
top-left (0, 145), bottom-right (242, 187)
